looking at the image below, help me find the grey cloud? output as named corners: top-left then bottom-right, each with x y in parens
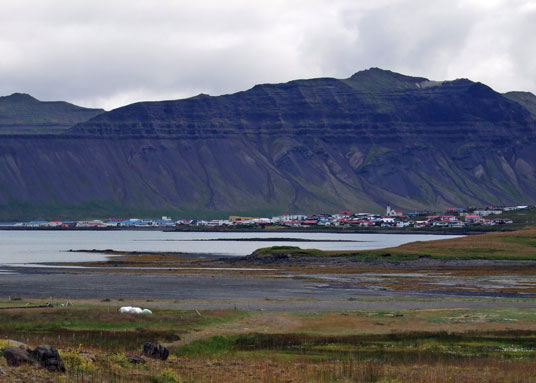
top-left (0, 0), bottom-right (534, 109)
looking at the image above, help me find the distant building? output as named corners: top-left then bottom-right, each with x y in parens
top-left (474, 210), bottom-right (502, 216)
top-left (386, 205), bottom-right (403, 217)
top-left (230, 216), bottom-right (259, 223)
top-left (464, 214), bottom-right (482, 224)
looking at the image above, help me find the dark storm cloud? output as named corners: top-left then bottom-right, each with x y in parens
top-left (0, 0), bottom-right (534, 109)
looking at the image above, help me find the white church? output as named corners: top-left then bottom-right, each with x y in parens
top-left (386, 205), bottom-right (403, 217)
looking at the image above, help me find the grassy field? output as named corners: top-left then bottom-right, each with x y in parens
top-left (252, 225), bottom-right (536, 261)
top-left (0, 302), bottom-right (244, 351)
top-left (360, 225), bottom-right (536, 260)
top-left (2, 299), bottom-right (536, 382)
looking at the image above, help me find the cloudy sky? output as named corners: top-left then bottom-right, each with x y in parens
top-left (0, 0), bottom-right (535, 110)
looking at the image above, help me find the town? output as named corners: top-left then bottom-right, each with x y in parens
top-left (0, 205), bottom-right (526, 230)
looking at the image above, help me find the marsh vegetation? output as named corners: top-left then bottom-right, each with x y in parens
top-left (2, 299), bottom-right (536, 382)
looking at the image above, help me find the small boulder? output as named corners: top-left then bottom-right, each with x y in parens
top-left (5, 340), bottom-right (30, 349)
top-left (31, 345), bottom-right (66, 372)
top-left (142, 342), bottom-right (169, 361)
top-left (127, 356), bottom-right (146, 364)
top-left (2, 346), bottom-right (32, 367)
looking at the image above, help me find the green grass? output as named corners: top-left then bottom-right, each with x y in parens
top-left (174, 330), bottom-right (536, 362)
top-left (152, 369), bottom-right (181, 383)
top-left (0, 305), bottom-right (245, 352)
top-left (421, 308), bottom-right (536, 324)
top-left (172, 308), bottom-right (536, 362)
top-left (175, 335), bottom-right (236, 357)
top-left (500, 235), bottom-right (536, 247)
top-left (252, 246), bottom-right (429, 261)
top-left (251, 246), bottom-right (327, 258)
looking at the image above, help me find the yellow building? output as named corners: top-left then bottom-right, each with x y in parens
top-left (229, 216), bottom-right (259, 223)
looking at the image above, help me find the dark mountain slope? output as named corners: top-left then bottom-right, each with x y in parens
top-left (505, 91), bottom-right (536, 119)
top-left (70, 69), bottom-right (533, 145)
top-left (0, 93), bottom-right (104, 134)
top-left (1, 69), bottom-right (536, 219)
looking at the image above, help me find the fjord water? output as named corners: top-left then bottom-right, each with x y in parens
top-left (0, 230), bottom-right (461, 265)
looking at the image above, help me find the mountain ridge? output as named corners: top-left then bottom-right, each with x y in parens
top-left (0, 93), bottom-right (104, 135)
top-left (68, 69), bottom-right (535, 142)
top-left (1, 68), bottom-right (536, 219)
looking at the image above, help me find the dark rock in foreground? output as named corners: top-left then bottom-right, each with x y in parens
top-left (127, 355), bottom-right (146, 364)
top-left (142, 342), bottom-right (169, 361)
top-left (2, 346), bottom-right (32, 367)
top-left (31, 345), bottom-right (66, 372)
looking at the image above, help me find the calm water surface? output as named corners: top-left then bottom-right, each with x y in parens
top-left (0, 230), bottom-right (461, 265)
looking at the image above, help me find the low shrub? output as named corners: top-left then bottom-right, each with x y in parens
top-left (152, 368), bottom-right (180, 383)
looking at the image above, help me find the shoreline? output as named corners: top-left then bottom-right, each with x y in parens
top-left (57, 249), bottom-right (536, 268)
top-left (0, 226), bottom-right (498, 235)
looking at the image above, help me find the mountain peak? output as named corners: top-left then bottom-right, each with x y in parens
top-left (0, 93), bottom-right (104, 135)
top-left (192, 93), bottom-right (210, 99)
top-left (350, 68), bottom-right (427, 81)
top-left (346, 68), bottom-right (429, 91)
top-left (1, 93), bottom-right (39, 103)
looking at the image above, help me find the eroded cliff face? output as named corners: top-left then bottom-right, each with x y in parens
top-left (1, 69), bottom-right (536, 219)
top-left (2, 135), bottom-right (536, 219)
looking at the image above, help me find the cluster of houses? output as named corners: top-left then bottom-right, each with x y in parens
top-left (3, 217), bottom-right (177, 229)
top-left (191, 205), bottom-right (520, 229)
top-left (1, 205), bottom-right (527, 230)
